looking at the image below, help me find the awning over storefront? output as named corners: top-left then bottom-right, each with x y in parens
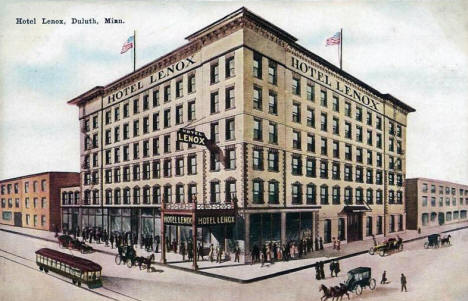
top-left (339, 205), bottom-right (372, 214)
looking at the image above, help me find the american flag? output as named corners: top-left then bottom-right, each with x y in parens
top-left (326, 32), bottom-right (341, 46)
top-left (120, 35), bottom-right (134, 54)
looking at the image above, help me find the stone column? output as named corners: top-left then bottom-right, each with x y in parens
top-left (244, 213), bottom-right (250, 263)
top-left (281, 211), bottom-right (286, 245)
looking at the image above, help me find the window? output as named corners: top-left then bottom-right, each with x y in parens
top-left (210, 122), bottom-right (219, 143)
top-left (152, 137), bottom-right (159, 156)
top-left (320, 90), bottom-right (327, 107)
top-left (269, 122), bottom-right (278, 144)
top-left (376, 116), bottom-right (382, 130)
top-left (268, 91), bottom-right (278, 115)
top-left (225, 148), bottom-right (236, 169)
top-left (307, 108), bottom-right (315, 127)
top-left (321, 113), bottom-right (327, 131)
top-left (367, 188), bottom-right (374, 204)
top-left (187, 184), bottom-right (196, 203)
top-left (164, 186), bottom-right (172, 203)
top-left (306, 157), bottom-right (316, 177)
top-left (175, 158), bottom-right (184, 176)
top-left (253, 52), bottom-right (262, 79)
top-left (292, 103), bottom-right (301, 123)
top-left (356, 107), bottom-right (362, 122)
top-left (344, 165), bottom-right (353, 181)
top-left (376, 170), bottom-right (383, 185)
top-left (377, 216), bottom-right (383, 234)
top-left (268, 150), bottom-right (279, 172)
top-left (291, 154), bottom-right (302, 175)
top-left (133, 119), bottom-right (140, 137)
top-left (356, 147), bottom-right (363, 163)
top-left (366, 169), bottom-right (374, 184)
top-left (332, 186), bottom-right (340, 205)
top-left (307, 83), bottom-right (315, 101)
top-left (376, 133), bottom-right (382, 148)
top-left (292, 183), bottom-right (303, 204)
top-left (188, 155), bottom-right (197, 175)
top-left (268, 181), bottom-right (279, 204)
top-left (210, 151), bottom-right (220, 171)
top-left (226, 118), bottom-right (235, 140)
top-left (324, 219), bottom-right (332, 243)
top-left (163, 159), bottom-right (172, 177)
top-left (253, 149), bottom-right (264, 170)
top-left (153, 90), bottom-right (160, 107)
top-left (123, 123), bottom-right (129, 140)
top-left (376, 190), bottom-right (383, 204)
top-left (210, 91), bottom-right (219, 113)
top-left (366, 111), bottom-right (372, 126)
top-left (41, 180), bottom-right (46, 192)
top-left (226, 56), bottom-right (235, 78)
top-left (188, 74), bottom-right (196, 94)
top-left (332, 95), bottom-right (339, 111)
top-left (163, 109), bottom-right (171, 128)
top-left (332, 162), bottom-right (340, 180)
top-left (356, 166), bottom-right (363, 183)
top-left (164, 85), bottom-right (171, 102)
top-left (345, 144), bottom-right (352, 160)
top-left (356, 187), bottom-right (363, 204)
top-left (92, 115), bottom-right (98, 129)
top-left (226, 180), bottom-right (237, 201)
top-left (143, 186), bottom-right (150, 204)
top-left (377, 153), bottom-right (382, 167)
top-left (292, 130), bottom-right (301, 149)
top-left (176, 185), bottom-right (184, 203)
top-left (307, 134), bottom-right (315, 152)
top-left (321, 137), bottom-right (327, 155)
top-left (268, 60), bottom-right (277, 84)
top-left (133, 142), bottom-right (140, 159)
top-left (143, 94), bottom-right (149, 110)
top-left (292, 77), bottom-right (300, 95)
top-left (164, 135), bottom-right (171, 153)
top-left (345, 102), bottom-right (351, 117)
top-left (253, 86), bottom-right (262, 110)
top-left (133, 164), bottom-right (141, 181)
top-left (152, 160), bottom-right (161, 178)
top-left (225, 87), bottom-right (235, 109)
top-left (175, 105), bottom-right (183, 124)
top-left (253, 179), bottom-right (264, 204)
top-left (332, 117), bottom-right (339, 135)
top-left (320, 185), bottom-right (329, 205)
top-left (253, 118), bottom-right (262, 140)
top-left (397, 125), bottom-right (402, 137)
top-left (188, 101), bottom-right (195, 121)
top-left (210, 62), bottom-right (219, 84)
top-left (175, 80), bottom-right (183, 98)
top-left (344, 187), bottom-right (352, 205)
top-left (320, 160), bottom-right (328, 179)
top-left (114, 168), bottom-right (121, 183)
top-left (366, 217), bottom-right (373, 237)
top-left (356, 126), bottom-right (362, 142)
top-left (345, 122), bottom-right (352, 139)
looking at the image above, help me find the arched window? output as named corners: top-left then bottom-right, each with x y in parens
top-left (62, 192), bottom-right (68, 205)
top-left (74, 191), bottom-right (80, 204)
top-left (175, 184), bottom-right (185, 203)
top-left (33, 181), bottom-right (38, 192)
top-left (252, 178), bottom-right (264, 204)
top-left (84, 190), bottom-right (90, 205)
top-left (320, 184), bottom-right (329, 205)
top-left (306, 183), bottom-right (316, 204)
top-left (123, 188), bottom-right (130, 204)
top-left (152, 185), bottom-right (161, 204)
top-left (332, 185), bottom-right (340, 205)
top-left (345, 187), bottom-right (353, 205)
top-left (356, 187), bottom-right (363, 204)
top-left (92, 190), bottom-right (99, 204)
top-left (268, 180), bottom-right (279, 204)
top-left (114, 188), bottom-right (121, 204)
top-left (292, 182), bottom-right (303, 204)
top-left (143, 186), bottom-right (151, 204)
top-left (210, 181), bottom-right (220, 203)
top-left (105, 189), bottom-right (112, 205)
top-left (133, 187), bottom-right (140, 204)
top-left (163, 185), bottom-right (172, 203)
top-left (366, 188), bottom-right (373, 204)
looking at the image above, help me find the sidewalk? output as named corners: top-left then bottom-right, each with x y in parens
top-left (1, 221), bottom-right (467, 282)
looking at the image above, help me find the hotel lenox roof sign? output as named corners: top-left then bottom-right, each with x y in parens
top-left (105, 55), bottom-right (197, 106)
top-left (290, 56), bottom-right (381, 113)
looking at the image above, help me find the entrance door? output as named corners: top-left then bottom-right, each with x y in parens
top-left (347, 213), bottom-right (363, 242)
top-left (72, 213), bottom-right (78, 230)
top-left (14, 212), bottom-right (22, 227)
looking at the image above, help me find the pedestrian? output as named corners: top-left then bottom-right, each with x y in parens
top-left (103, 230), bottom-right (109, 247)
top-left (319, 236), bottom-right (324, 250)
top-left (180, 242), bottom-right (186, 261)
top-left (54, 224), bottom-right (59, 237)
top-left (266, 244), bottom-right (271, 262)
top-left (216, 245), bottom-right (222, 263)
top-left (260, 250), bottom-right (265, 267)
top-left (334, 260), bottom-right (340, 277)
top-left (381, 271), bottom-right (388, 284)
top-left (234, 246), bottom-right (240, 263)
top-left (198, 243), bottom-right (204, 261)
top-left (251, 244), bottom-right (259, 264)
top-left (314, 237), bottom-right (319, 251)
top-left (315, 264), bottom-right (321, 280)
top-left (332, 237), bottom-right (337, 249)
top-left (149, 235), bottom-right (154, 252)
top-left (320, 261), bottom-right (325, 279)
top-left (418, 227), bottom-right (421, 234)
top-left (372, 234), bottom-right (377, 247)
top-left (209, 243), bottom-right (214, 262)
top-left (187, 240), bottom-right (193, 261)
top-left (155, 235), bottom-right (160, 253)
top-left (89, 230), bottom-right (93, 244)
top-left (329, 261), bottom-right (335, 277)
top-left (110, 234), bottom-right (114, 249)
top-left (336, 240), bottom-right (341, 251)
top-left (400, 273), bottom-right (407, 292)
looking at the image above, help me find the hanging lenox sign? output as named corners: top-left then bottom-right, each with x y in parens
top-left (290, 56), bottom-right (380, 112)
top-left (106, 56), bottom-right (196, 104)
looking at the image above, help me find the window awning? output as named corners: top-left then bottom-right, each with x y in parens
top-left (339, 205), bottom-right (372, 214)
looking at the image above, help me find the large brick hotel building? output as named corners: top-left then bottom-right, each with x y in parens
top-left (63, 7), bottom-right (415, 261)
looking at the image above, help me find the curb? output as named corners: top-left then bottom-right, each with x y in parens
top-left (2, 224), bottom-right (468, 284)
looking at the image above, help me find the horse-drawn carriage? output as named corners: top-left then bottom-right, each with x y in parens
top-left (58, 235), bottom-right (93, 254)
top-left (115, 245), bottom-right (154, 270)
top-left (320, 267), bottom-right (376, 300)
top-left (424, 234), bottom-right (440, 249)
top-left (369, 237), bottom-right (403, 256)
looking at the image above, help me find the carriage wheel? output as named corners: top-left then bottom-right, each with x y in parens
top-left (39, 266), bottom-right (43, 271)
top-left (59, 242), bottom-right (65, 249)
top-left (368, 247), bottom-right (375, 255)
top-left (126, 259), bottom-right (133, 268)
top-left (399, 244), bottom-right (403, 251)
top-left (379, 250), bottom-right (385, 257)
top-left (355, 285), bottom-right (363, 295)
top-left (424, 242), bottom-right (429, 249)
top-left (369, 279), bottom-right (376, 290)
top-left (44, 269), bottom-right (49, 273)
top-left (72, 279), bottom-right (76, 285)
top-left (78, 282), bottom-right (81, 287)
top-left (115, 255), bottom-right (122, 265)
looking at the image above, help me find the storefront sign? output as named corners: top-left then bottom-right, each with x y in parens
top-left (176, 128), bottom-right (208, 146)
top-left (290, 56), bottom-right (381, 112)
top-left (163, 214), bottom-right (236, 226)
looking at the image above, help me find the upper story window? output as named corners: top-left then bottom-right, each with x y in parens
top-left (210, 62), bottom-right (219, 84)
top-left (356, 107), bottom-right (362, 122)
top-left (320, 90), bottom-right (327, 107)
top-left (210, 91), bottom-right (219, 114)
top-left (188, 74), bottom-right (196, 94)
top-left (253, 86), bottom-right (262, 110)
top-left (188, 101), bottom-right (196, 121)
top-left (175, 80), bottom-right (183, 98)
top-left (226, 56), bottom-right (235, 78)
top-left (345, 102), bottom-right (351, 117)
top-left (225, 87), bottom-right (235, 110)
top-left (292, 77), bottom-right (300, 95)
top-left (292, 103), bottom-right (301, 123)
top-left (307, 83), bottom-right (315, 102)
top-left (253, 52), bottom-right (262, 79)
top-left (269, 91), bottom-right (277, 115)
top-left (164, 85), bottom-right (171, 102)
top-left (268, 60), bottom-right (277, 85)
top-left (332, 96), bottom-right (339, 112)
top-left (152, 89), bottom-right (160, 107)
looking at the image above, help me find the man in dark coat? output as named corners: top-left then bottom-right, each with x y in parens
top-left (400, 273), bottom-right (407, 292)
top-left (315, 264), bottom-right (321, 280)
top-left (329, 261), bottom-right (336, 277)
top-left (234, 246), bottom-right (240, 263)
top-left (320, 261), bottom-right (325, 279)
top-left (381, 271), bottom-right (388, 284)
top-left (319, 237), bottom-right (324, 250)
top-left (197, 243), bottom-right (204, 261)
top-left (110, 234), bottom-right (115, 249)
top-left (155, 235), bottom-right (160, 253)
top-left (334, 260), bottom-right (340, 277)
top-left (314, 237), bottom-right (319, 251)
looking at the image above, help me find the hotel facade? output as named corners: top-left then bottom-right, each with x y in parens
top-left (0, 172), bottom-right (79, 231)
top-left (63, 8), bottom-right (415, 261)
top-left (406, 178), bottom-right (468, 230)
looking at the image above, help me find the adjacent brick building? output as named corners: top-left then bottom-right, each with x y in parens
top-left (0, 172), bottom-right (80, 231)
top-left (406, 178), bottom-right (468, 230)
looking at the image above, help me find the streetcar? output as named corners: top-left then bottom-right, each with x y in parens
top-left (35, 248), bottom-right (102, 288)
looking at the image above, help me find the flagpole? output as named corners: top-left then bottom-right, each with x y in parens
top-left (340, 28), bottom-right (343, 70)
top-left (133, 30), bottom-right (136, 72)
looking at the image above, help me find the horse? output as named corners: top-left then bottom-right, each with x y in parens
top-left (137, 254), bottom-right (155, 271)
top-left (441, 234), bottom-right (451, 246)
top-left (335, 283), bottom-right (350, 301)
top-left (319, 284), bottom-right (333, 301)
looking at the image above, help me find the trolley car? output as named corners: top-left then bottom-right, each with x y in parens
top-left (35, 248), bottom-right (102, 288)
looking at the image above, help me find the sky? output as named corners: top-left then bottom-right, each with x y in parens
top-left (0, 0), bottom-right (467, 184)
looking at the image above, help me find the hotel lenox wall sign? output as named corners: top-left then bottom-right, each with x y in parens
top-left (104, 54), bottom-right (199, 107)
top-left (290, 55), bottom-right (382, 113)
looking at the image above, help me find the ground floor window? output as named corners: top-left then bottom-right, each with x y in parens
top-left (323, 219), bottom-right (331, 243)
top-left (461, 210), bottom-right (467, 219)
top-left (453, 211), bottom-right (459, 220)
top-left (250, 213), bottom-right (281, 247)
top-left (430, 212), bottom-right (437, 222)
top-left (338, 218), bottom-right (345, 241)
top-left (390, 215), bottom-right (395, 232)
top-left (446, 212), bottom-right (452, 221)
top-left (366, 216), bottom-right (373, 236)
top-left (377, 216), bottom-right (383, 234)
top-left (422, 213), bottom-right (429, 226)
top-left (2, 211), bottom-right (11, 221)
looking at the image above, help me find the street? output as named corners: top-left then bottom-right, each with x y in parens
top-left (1, 227), bottom-right (467, 301)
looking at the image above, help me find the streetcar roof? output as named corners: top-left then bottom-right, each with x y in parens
top-left (35, 248), bottom-right (102, 272)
